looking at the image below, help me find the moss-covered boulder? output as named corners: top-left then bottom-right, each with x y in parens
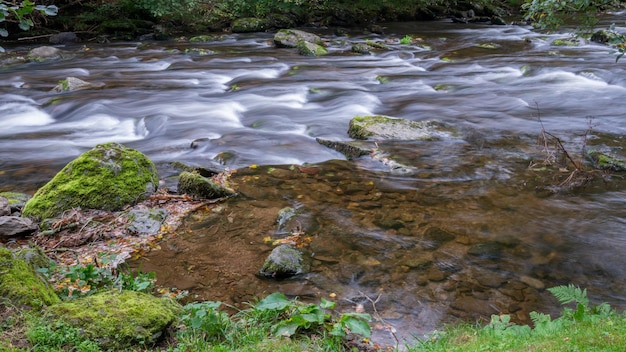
top-left (177, 171), bottom-right (235, 199)
top-left (47, 290), bottom-right (182, 350)
top-left (348, 115), bottom-right (456, 141)
top-left (22, 142), bottom-right (158, 221)
top-left (0, 246), bottom-right (60, 308)
top-left (296, 40), bottom-right (328, 57)
top-left (274, 29), bottom-right (322, 48)
top-left (260, 244), bottom-right (310, 279)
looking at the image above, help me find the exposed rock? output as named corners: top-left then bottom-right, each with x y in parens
top-left (48, 290), bottom-right (182, 350)
top-left (315, 138), bottom-right (370, 160)
top-left (125, 208), bottom-right (169, 235)
top-left (0, 246), bottom-right (60, 308)
top-left (0, 216), bottom-right (38, 237)
top-left (0, 192), bottom-right (31, 213)
top-left (231, 17), bottom-right (268, 33)
top-left (0, 197), bottom-right (9, 216)
top-left (52, 76), bottom-right (95, 92)
top-left (260, 244), bottom-right (310, 279)
top-left (296, 40), bottom-right (328, 56)
top-left (28, 46), bottom-right (63, 60)
top-left (22, 142), bottom-right (159, 221)
top-left (590, 30), bottom-right (610, 44)
top-left (49, 32), bottom-right (79, 44)
top-left (552, 38), bottom-right (580, 46)
top-left (348, 115), bottom-right (457, 141)
top-left (177, 171), bottom-right (235, 199)
top-left (351, 43), bottom-right (372, 55)
top-left (588, 149), bottom-right (626, 171)
top-left (274, 29), bottom-right (321, 48)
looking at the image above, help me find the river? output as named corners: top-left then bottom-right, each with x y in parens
top-left (1, 15), bottom-right (626, 347)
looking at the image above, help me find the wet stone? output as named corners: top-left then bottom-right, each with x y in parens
top-left (0, 197), bottom-right (9, 216)
top-left (473, 269), bottom-right (508, 288)
top-left (426, 267), bottom-right (448, 282)
top-left (421, 227), bottom-right (456, 250)
top-left (467, 241), bottom-right (502, 260)
top-left (520, 275), bottom-right (545, 290)
top-left (373, 218), bottom-right (405, 230)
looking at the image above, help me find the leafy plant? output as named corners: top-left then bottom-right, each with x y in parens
top-left (255, 292), bottom-right (372, 338)
top-left (400, 34), bottom-right (412, 44)
top-left (0, 0), bottom-right (58, 51)
top-left (179, 301), bottom-right (232, 343)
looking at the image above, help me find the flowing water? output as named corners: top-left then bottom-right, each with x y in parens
top-left (2, 15), bottom-right (626, 346)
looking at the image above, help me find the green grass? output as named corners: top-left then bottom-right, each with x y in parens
top-left (4, 265), bottom-right (626, 352)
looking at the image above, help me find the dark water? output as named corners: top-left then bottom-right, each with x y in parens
top-left (2, 15), bottom-right (626, 347)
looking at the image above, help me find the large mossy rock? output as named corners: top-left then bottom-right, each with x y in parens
top-left (0, 246), bottom-right (60, 308)
top-left (48, 290), bottom-right (182, 350)
top-left (22, 142), bottom-right (158, 220)
top-left (296, 40), bottom-right (328, 57)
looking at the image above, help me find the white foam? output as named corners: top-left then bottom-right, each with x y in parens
top-left (0, 103), bottom-right (54, 130)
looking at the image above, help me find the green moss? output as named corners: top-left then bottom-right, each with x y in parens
top-left (552, 38), bottom-right (580, 46)
top-left (588, 150), bottom-right (626, 171)
top-left (348, 115), bottom-right (396, 139)
top-left (48, 290), bottom-right (182, 350)
top-left (296, 40), bottom-right (328, 57)
top-left (177, 171), bottom-right (235, 199)
top-left (22, 142), bottom-right (158, 220)
top-left (0, 247), bottom-right (60, 308)
top-left (0, 191), bottom-right (31, 207)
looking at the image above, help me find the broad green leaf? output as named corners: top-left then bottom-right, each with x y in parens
top-left (343, 317), bottom-right (371, 337)
top-left (35, 4), bottom-right (58, 16)
top-left (329, 322), bottom-right (346, 337)
top-left (256, 292), bottom-right (291, 311)
top-left (273, 321), bottom-right (299, 337)
top-left (320, 298), bottom-right (336, 309)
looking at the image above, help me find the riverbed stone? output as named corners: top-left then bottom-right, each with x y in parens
top-left (588, 149), bottom-right (626, 171)
top-left (0, 216), bottom-right (38, 237)
top-left (52, 76), bottom-right (95, 92)
top-left (421, 227), bottom-right (456, 250)
top-left (177, 171), bottom-right (235, 199)
top-left (28, 46), bottom-right (64, 60)
top-left (315, 138), bottom-right (371, 160)
top-left (0, 197), bottom-right (9, 216)
top-left (0, 246), bottom-right (60, 308)
top-left (260, 244), bottom-right (310, 278)
top-left (297, 40), bottom-right (328, 57)
top-left (274, 29), bottom-right (322, 48)
top-left (348, 115), bottom-right (456, 141)
top-left (0, 192), bottom-right (31, 213)
top-left (520, 275), bottom-right (545, 290)
top-left (48, 290), bottom-right (182, 350)
top-left (125, 208), bottom-right (169, 235)
top-left (22, 142), bottom-right (159, 221)
top-left (49, 32), bottom-right (79, 44)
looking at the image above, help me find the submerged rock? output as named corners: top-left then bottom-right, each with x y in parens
top-left (260, 244), bottom-right (310, 279)
top-left (48, 290), bottom-right (181, 350)
top-left (22, 142), bottom-right (159, 220)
